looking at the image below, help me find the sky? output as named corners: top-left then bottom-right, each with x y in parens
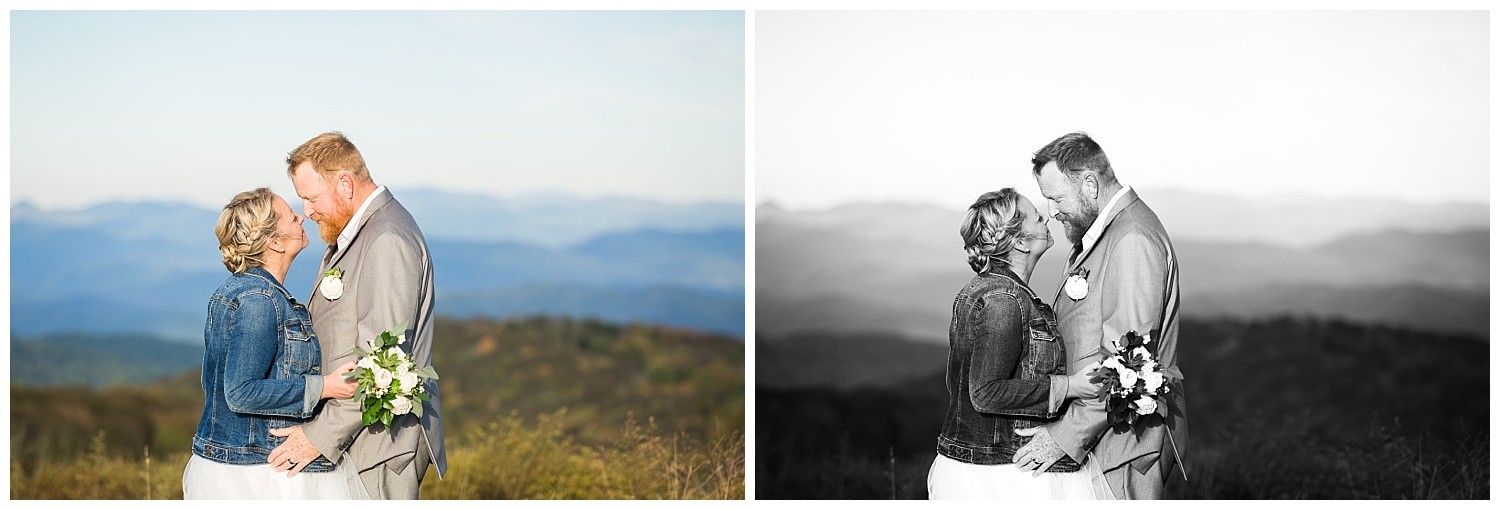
top-left (756, 10), bottom-right (1490, 211)
top-left (10, 10), bottom-right (745, 210)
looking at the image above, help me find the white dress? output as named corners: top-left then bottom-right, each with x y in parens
top-left (182, 454), bottom-right (361, 499)
top-left (927, 448), bottom-right (1116, 500)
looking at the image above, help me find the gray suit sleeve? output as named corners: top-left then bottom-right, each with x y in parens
top-left (302, 231), bottom-right (424, 463)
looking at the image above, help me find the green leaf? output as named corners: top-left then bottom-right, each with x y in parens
top-left (381, 411), bottom-right (393, 427)
top-left (362, 405), bottom-right (378, 426)
top-left (418, 366), bottom-right (439, 379)
top-left (411, 403), bottom-right (423, 418)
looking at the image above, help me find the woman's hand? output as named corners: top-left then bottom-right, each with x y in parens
top-left (1065, 361), bottom-right (1103, 400)
top-left (320, 360), bottom-right (359, 400)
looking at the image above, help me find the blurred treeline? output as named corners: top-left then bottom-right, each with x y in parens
top-left (756, 317), bottom-right (1489, 499)
top-left (10, 316), bottom-right (745, 499)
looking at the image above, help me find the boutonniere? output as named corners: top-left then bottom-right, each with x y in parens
top-left (320, 267), bottom-right (345, 300)
top-left (1064, 268), bottom-right (1089, 301)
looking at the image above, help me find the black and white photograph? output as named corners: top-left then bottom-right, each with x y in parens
top-left (754, 9), bottom-right (1488, 499)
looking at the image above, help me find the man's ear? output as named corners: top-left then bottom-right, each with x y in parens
top-left (338, 172), bottom-right (355, 200)
top-left (1081, 172), bottom-right (1099, 201)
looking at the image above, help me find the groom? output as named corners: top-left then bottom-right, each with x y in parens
top-left (267, 131), bottom-right (448, 499)
top-left (1013, 132), bottom-right (1188, 499)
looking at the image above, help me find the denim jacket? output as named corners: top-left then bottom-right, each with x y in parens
top-left (936, 267), bottom-right (1080, 471)
top-left (192, 266), bottom-right (334, 472)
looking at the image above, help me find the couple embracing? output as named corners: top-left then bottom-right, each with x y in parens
top-left (182, 132), bottom-right (446, 499)
top-left (929, 132), bottom-right (1189, 500)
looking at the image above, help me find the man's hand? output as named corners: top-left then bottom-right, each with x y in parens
top-left (268, 425), bottom-right (322, 477)
top-left (1013, 427), bottom-right (1069, 477)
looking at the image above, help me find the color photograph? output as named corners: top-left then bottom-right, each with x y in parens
top-left (10, 10), bottom-right (745, 500)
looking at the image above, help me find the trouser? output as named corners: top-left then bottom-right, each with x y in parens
top-left (351, 437), bottom-right (432, 500)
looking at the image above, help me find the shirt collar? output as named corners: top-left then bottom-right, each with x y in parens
top-left (337, 185), bottom-right (386, 254)
top-left (1080, 185), bottom-right (1132, 252)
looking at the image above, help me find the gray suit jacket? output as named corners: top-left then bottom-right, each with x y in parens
top-left (303, 189), bottom-right (448, 491)
top-left (1044, 189), bottom-right (1188, 499)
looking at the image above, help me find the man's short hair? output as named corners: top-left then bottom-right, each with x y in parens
top-left (286, 131), bottom-right (371, 182)
top-left (1031, 132), bottom-right (1116, 185)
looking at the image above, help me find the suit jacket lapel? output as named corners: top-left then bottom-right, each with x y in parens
top-left (1053, 189), bottom-right (1141, 304)
top-left (308, 189), bottom-right (395, 302)
top-left (1066, 188), bottom-right (1140, 274)
top-left (324, 189), bottom-right (395, 271)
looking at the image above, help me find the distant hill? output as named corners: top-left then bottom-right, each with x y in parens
top-left (756, 332), bottom-right (947, 391)
top-left (11, 191), bottom-right (745, 340)
top-left (10, 333), bottom-right (202, 388)
top-left (756, 198), bottom-right (1489, 340)
top-left (1145, 189), bottom-right (1489, 248)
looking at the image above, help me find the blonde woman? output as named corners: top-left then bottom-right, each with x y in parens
top-left (183, 188), bottom-right (358, 499)
top-left (927, 188), bottom-right (1110, 499)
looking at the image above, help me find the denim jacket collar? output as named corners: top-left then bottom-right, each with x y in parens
top-left (985, 266), bottom-right (1039, 302)
top-left (240, 266), bottom-right (294, 303)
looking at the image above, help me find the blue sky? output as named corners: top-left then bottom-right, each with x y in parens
top-left (11, 10), bottom-right (745, 209)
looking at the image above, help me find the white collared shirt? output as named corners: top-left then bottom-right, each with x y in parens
top-left (336, 185), bottom-right (387, 254)
top-left (1079, 185), bottom-right (1133, 253)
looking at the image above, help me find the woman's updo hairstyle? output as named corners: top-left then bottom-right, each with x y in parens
top-left (960, 188), bottom-right (1026, 274)
top-left (215, 187), bottom-right (279, 274)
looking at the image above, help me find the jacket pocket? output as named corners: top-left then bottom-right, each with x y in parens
top-left (282, 318), bottom-right (318, 374)
top-left (1024, 318), bottom-right (1063, 375)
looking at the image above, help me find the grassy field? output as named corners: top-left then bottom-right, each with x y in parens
top-left (11, 411), bottom-right (744, 500)
top-left (756, 317), bottom-right (1490, 499)
top-left (10, 316), bottom-right (745, 500)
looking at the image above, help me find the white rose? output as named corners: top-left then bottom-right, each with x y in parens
top-left (1132, 346), bottom-right (1151, 362)
top-left (398, 372), bottom-right (420, 394)
top-left (1119, 367), bottom-right (1139, 388)
top-left (390, 395), bottom-right (413, 416)
top-left (1101, 356), bottom-right (1126, 374)
top-left (1142, 370), bottom-right (1165, 393)
top-left (1134, 395), bottom-right (1158, 415)
top-left (319, 275), bottom-right (343, 300)
top-left (374, 368), bottom-right (393, 389)
top-left (357, 356), bottom-right (377, 370)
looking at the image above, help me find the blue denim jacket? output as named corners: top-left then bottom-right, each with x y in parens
top-left (192, 266), bottom-right (334, 472)
top-left (936, 267), bottom-right (1080, 471)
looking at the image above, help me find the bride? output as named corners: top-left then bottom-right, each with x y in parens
top-left (183, 188), bottom-right (359, 499)
top-left (927, 188), bottom-right (1112, 500)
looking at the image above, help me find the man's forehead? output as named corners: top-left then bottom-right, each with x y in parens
top-left (1037, 164), bottom-right (1068, 191)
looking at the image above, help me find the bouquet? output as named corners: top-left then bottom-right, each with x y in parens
top-left (1088, 330), bottom-right (1175, 433)
top-left (343, 321), bottom-right (439, 427)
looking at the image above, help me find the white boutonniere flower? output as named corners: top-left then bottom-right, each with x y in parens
top-left (1064, 268), bottom-right (1089, 300)
top-left (320, 267), bottom-right (344, 300)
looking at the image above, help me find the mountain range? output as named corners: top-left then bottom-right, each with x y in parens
top-left (757, 190), bottom-right (1489, 340)
top-left (10, 189), bottom-right (745, 340)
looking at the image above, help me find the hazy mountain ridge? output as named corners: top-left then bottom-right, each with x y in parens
top-left (11, 190), bottom-right (746, 340)
top-left (756, 195), bottom-right (1489, 340)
